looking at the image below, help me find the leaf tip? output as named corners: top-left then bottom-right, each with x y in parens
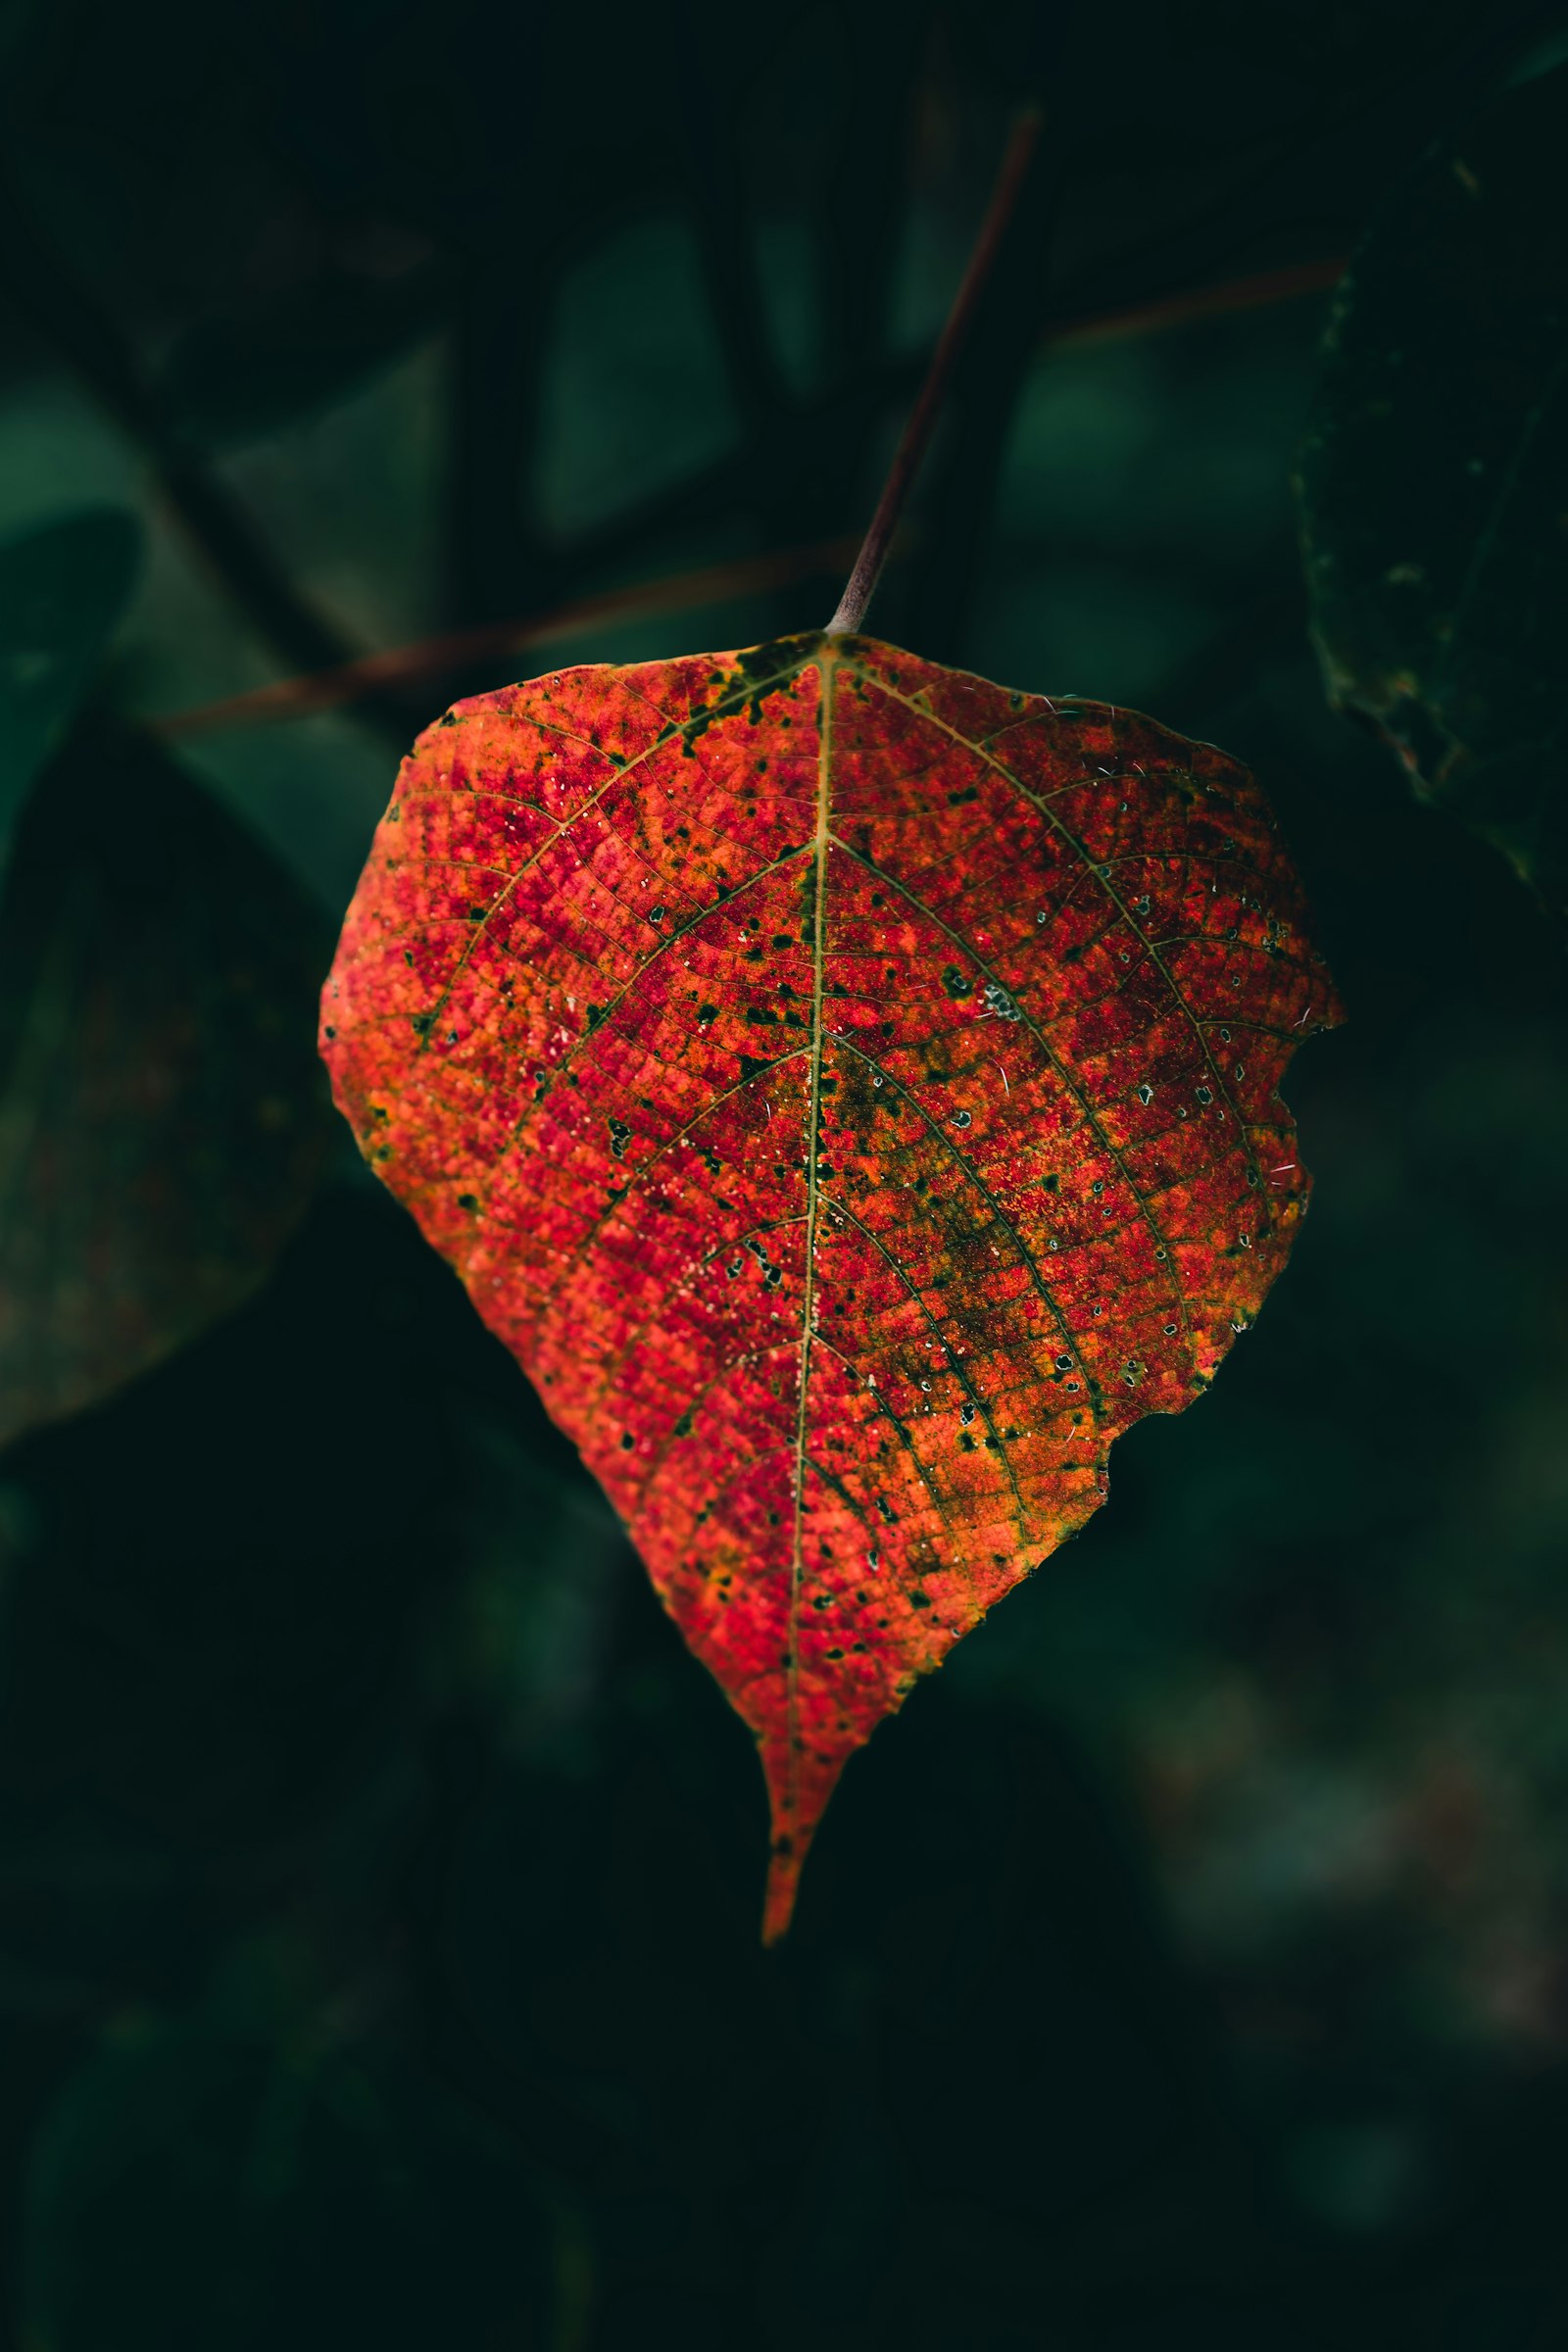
top-left (761, 1835), bottom-right (803, 1946)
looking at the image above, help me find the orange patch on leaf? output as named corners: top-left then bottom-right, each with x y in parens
top-left (320, 633), bottom-right (1340, 1938)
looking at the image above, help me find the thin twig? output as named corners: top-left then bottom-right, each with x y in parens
top-left (826, 107), bottom-right (1042, 637)
top-left (154, 535), bottom-right (864, 738)
top-left (1054, 253), bottom-right (1346, 349)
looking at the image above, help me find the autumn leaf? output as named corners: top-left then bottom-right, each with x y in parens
top-left (320, 632), bottom-right (1339, 1937)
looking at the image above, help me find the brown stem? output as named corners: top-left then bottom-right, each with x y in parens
top-left (1057, 253), bottom-right (1346, 349)
top-left (826, 106), bottom-right (1042, 638)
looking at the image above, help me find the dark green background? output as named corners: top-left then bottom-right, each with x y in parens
top-left (3, 3), bottom-right (1568, 2344)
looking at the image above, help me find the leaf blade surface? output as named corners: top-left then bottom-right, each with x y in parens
top-left (322, 633), bottom-right (1338, 1935)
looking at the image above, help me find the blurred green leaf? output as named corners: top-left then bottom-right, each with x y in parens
top-left (0, 507), bottom-right (140, 851)
top-left (1297, 63), bottom-right (1568, 912)
top-left (0, 726), bottom-right (333, 1449)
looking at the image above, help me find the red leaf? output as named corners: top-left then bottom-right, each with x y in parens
top-left (321, 633), bottom-right (1340, 1938)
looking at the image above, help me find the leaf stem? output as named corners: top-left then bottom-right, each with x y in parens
top-left (826, 106), bottom-right (1042, 638)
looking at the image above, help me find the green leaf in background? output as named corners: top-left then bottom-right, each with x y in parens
top-left (0, 507), bottom-right (141, 851)
top-left (1297, 62), bottom-right (1568, 912)
top-left (0, 727), bottom-right (334, 1449)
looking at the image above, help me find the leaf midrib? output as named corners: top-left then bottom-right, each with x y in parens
top-left (784, 636), bottom-right (835, 1825)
